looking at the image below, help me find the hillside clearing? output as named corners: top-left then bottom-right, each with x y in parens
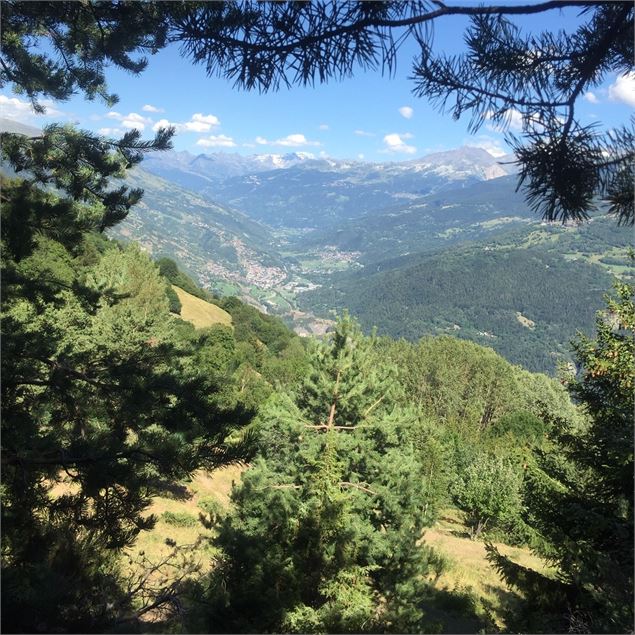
top-left (123, 468), bottom-right (551, 633)
top-left (172, 285), bottom-right (232, 328)
top-left (424, 510), bottom-right (554, 630)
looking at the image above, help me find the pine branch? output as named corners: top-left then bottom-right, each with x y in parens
top-left (339, 481), bottom-right (378, 496)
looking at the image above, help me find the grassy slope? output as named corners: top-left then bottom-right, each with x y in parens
top-left (125, 466), bottom-right (242, 573)
top-left (173, 285), bottom-right (232, 328)
top-left (128, 465), bottom-right (550, 632)
top-left (423, 509), bottom-right (553, 631)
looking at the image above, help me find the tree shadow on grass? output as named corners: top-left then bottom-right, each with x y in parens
top-left (420, 585), bottom-right (498, 634)
top-left (150, 478), bottom-right (193, 501)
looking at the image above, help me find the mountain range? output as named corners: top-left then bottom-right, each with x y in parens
top-left (142, 146), bottom-right (517, 227)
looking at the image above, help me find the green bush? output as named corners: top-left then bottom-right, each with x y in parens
top-left (165, 283), bottom-right (182, 314)
top-left (161, 511), bottom-right (198, 527)
top-left (198, 496), bottom-right (223, 524)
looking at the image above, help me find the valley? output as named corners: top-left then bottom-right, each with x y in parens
top-left (114, 145), bottom-right (632, 373)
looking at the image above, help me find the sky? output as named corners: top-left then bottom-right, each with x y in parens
top-left (2, 4), bottom-right (634, 162)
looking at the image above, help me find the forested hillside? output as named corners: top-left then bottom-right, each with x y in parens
top-left (301, 216), bottom-right (633, 372)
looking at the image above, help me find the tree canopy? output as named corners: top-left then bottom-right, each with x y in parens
top-left (487, 282), bottom-right (634, 633)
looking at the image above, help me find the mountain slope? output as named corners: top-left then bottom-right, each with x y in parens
top-left (172, 285), bottom-right (232, 329)
top-left (292, 175), bottom-right (534, 264)
top-left (110, 168), bottom-right (287, 290)
top-left (299, 217), bottom-right (633, 372)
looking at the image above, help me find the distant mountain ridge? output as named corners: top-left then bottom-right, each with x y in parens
top-left (142, 145), bottom-right (517, 227)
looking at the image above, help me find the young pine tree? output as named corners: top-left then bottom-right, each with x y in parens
top-left (207, 316), bottom-right (444, 633)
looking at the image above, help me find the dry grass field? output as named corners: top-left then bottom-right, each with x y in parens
top-left (172, 285), bottom-right (232, 329)
top-left (422, 509), bottom-right (554, 631)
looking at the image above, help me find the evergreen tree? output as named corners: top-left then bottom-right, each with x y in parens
top-left (487, 282), bottom-right (634, 633)
top-left (0, 179), bottom-right (254, 632)
top-left (207, 316), bottom-right (444, 633)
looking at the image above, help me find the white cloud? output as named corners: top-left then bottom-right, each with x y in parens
top-left (319, 123), bottom-right (329, 131)
top-left (357, 153), bottom-right (365, 160)
top-left (196, 134), bottom-right (237, 148)
top-left (608, 72), bottom-right (635, 107)
top-left (256, 133), bottom-right (320, 147)
top-left (183, 112), bottom-right (220, 131)
top-left (354, 129), bottom-right (374, 137)
top-left (485, 108), bottom-right (523, 132)
top-left (466, 135), bottom-right (508, 158)
top-left (398, 106), bottom-right (414, 119)
top-left (152, 112), bottom-right (220, 133)
top-left (142, 104), bottom-right (164, 113)
top-left (583, 92), bottom-right (599, 104)
top-left (0, 94), bottom-right (63, 122)
top-left (152, 118), bottom-right (173, 131)
top-left (106, 111), bottom-right (150, 130)
top-left (276, 133), bottom-right (320, 147)
top-left (382, 133), bottom-right (417, 155)
top-left (181, 120), bottom-right (211, 133)
top-left (98, 127), bottom-right (125, 136)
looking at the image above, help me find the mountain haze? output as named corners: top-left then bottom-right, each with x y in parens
top-left (143, 146), bottom-right (517, 227)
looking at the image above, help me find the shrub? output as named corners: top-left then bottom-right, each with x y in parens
top-left (161, 511), bottom-right (198, 528)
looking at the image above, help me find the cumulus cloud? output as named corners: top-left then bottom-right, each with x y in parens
top-left (583, 92), bottom-right (599, 104)
top-left (142, 104), bottom-right (164, 113)
top-left (0, 94), bottom-right (63, 122)
top-left (152, 112), bottom-right (220, 133)
top-left (318, 123), bottom-right (329, 131)
top-left (196, 134), bottom-right (237, 148)
top-left (608, 72), bottom-right (635, 107)
top-left (465, 135), bottom-right (508, 158)
top-left (382, 133), bottom-right (417, 155)
top-left (98, 127), bottom-right (125, 136)
top-left (485, 108), bottom-right (523, 132)
top-left (398, 106), bottom-right (414, 119)
top-left (354, 129), bottom-right (374, 137)
top-left (254, 133), bottom-right (320, 147)
top-left (275, 133), bottom-right (320, 147)
top-left (107, 111), bottom-right (151, 130)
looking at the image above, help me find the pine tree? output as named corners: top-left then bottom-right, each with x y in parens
top-left (487, 282), bottom-right (634, 633)
top-left (0, 179), bottom-right (254, 632)
top-left (207, 316), bottom-right (444, 633)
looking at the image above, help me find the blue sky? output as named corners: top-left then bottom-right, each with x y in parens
top-left (2, 4), bottom-right (633, 162)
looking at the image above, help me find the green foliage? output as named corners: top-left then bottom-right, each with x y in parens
top-left (490, 410), bottom-right (546, 445)
top-left (0, 178), bottom-right (256, 631)
top-left (1, 1), bottom-right (172, 108)
top-left (305, 227), bottom-right (624, 373)
top-left (489, 282), bottom-right (635, 633)
top-left (165, 283), bottom-right (182, 314)
top-left (204, 316), bottom-right (444, 633)
top-left (198, 497), bottom-right (224, 526)
top-left (2, 123), bottom-right (173, 231)
top-left (221, 296), bottom-right (294, 353)
top-left (162, 511), bottom-right (199, 528)
top-left (379, 335), bottom-right (577, 433)
top-left (157, 256), bottom-right (214, 302)
top-left (452, 453), bottom-right (524, 540)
